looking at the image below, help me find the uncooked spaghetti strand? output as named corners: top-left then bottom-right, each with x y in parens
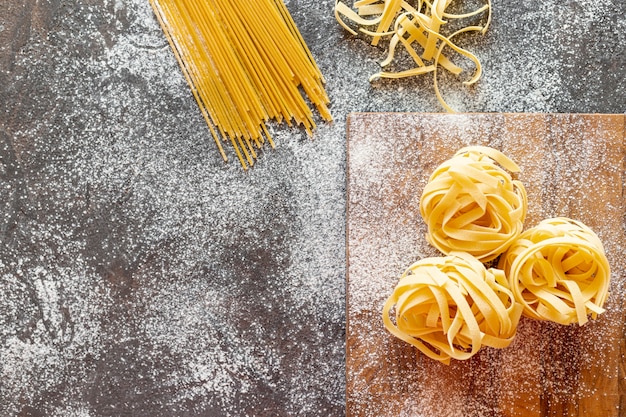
top-left (197, 4), bottom-right (273, 146)
top-left (171, 0), bottom-right (249, 138)
top-left (192, 1), bottom-right (265, 136)
top-left (209, 0), bottom-right (275, 124)
top-left (179, 0), bottom-right (260, 164)
top-left (164, 1), bottom-right (250, 150)
top-left (232, 0), bottom-right (315, 129)
top-left (210, 0), bottom-right (283, 124)
top-left (274, 0), bottom-right (328, 87)
top-left (260, 122), bottom-right (275, 149)
top-left (250, 0), bottom-right (329, 122)
top-left (264, 0), bottom-right (321, 83)
top-left (148, 0), bottom-right (228, 162)
top-left (215, 6), bottom-right (280, 120)
top-left (253, 42), bottom-right (312, 129)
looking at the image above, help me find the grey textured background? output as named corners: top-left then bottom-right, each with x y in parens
top-left (0, 0), bottom-right (624, 416)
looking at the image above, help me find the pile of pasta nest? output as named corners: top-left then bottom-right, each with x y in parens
top-left (382, 146), bottom-right (611, 365)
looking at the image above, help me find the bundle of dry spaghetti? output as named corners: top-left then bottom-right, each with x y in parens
top-left (150, 0), bottom-right (332, 169)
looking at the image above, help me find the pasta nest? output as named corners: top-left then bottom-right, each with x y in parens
top-left (382, 252), bottom-right (523, 364)
top-left (420, 146), bottom-right (528, 262)
top-left (498, 217), bottom-right (611, 326)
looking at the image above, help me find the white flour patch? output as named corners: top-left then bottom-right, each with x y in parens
top-left (0, 0), bottom-right (624, 415)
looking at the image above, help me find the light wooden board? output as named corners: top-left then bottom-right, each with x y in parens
top-left (346, 113), bottom-right (625, 417)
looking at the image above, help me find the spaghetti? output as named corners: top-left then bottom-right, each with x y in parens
top-left (150, 0), bottom-right (332, 169)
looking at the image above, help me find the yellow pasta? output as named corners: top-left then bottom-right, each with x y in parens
top-left (150, 0), bottom-right (332, 169)
top-left (334, 0), bottom-right (491, 112)
top-left (498, 217), bottom-right (611, 326)
top-left (382, 252), bottom-right (523, 364)
top-left (420, 146), bottom-right (528, 262)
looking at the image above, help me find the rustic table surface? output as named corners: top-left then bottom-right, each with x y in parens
top-left (1, 1), bottom-right (624, 416)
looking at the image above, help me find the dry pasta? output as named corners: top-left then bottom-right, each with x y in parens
top-left (334, 0), bottom-right (491, 112)
top-left (150, 0), bottom-right (332, 169)
top-left (419, 146), bottom-right (527, 262)
top-left (498, 217), bottom-right (611, 326)
top-left (382, 252), bottom-right (523, 364)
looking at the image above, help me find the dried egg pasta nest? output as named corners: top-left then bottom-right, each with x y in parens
top-left (382, 252), bottom-right (523, 364)
top-left (498, 217), bottom-right (611, 326)
top-left (420, 146), bottom-right (528, 262)
top-left (334, 0), bottom-right (491, 112)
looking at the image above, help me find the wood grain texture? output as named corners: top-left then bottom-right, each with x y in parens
top-left (346, 113), bottom-right (625, 417)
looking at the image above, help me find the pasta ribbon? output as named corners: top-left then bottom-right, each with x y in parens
top-left (382, 252), bottom-right (523, 364)
top-left (498, 218), bottom-right (611, 326)
top-left (420, 146), bottom-right (528, 262)
top-left (334, 0), bottom-right (491, 112)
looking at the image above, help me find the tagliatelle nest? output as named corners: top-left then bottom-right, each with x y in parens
top-left (498, 217), bottom-right (611, 326)
top-left (382, 252), bottom-right (523, 364)
top-left (419, 146), bottom-right (528, 263)
top-left (334, 0), bottom-right (491, 112)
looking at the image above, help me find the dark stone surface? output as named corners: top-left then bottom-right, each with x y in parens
top-left (0, 0), bottom-right (624, 416)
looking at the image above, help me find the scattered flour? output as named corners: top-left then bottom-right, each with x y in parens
top-left (0, 0), bottom-right (624, 416)
top-left (346, 112), bottom-right (625, 416)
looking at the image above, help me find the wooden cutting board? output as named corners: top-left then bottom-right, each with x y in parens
top-left (346, 113), bottom-right (625, 417)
